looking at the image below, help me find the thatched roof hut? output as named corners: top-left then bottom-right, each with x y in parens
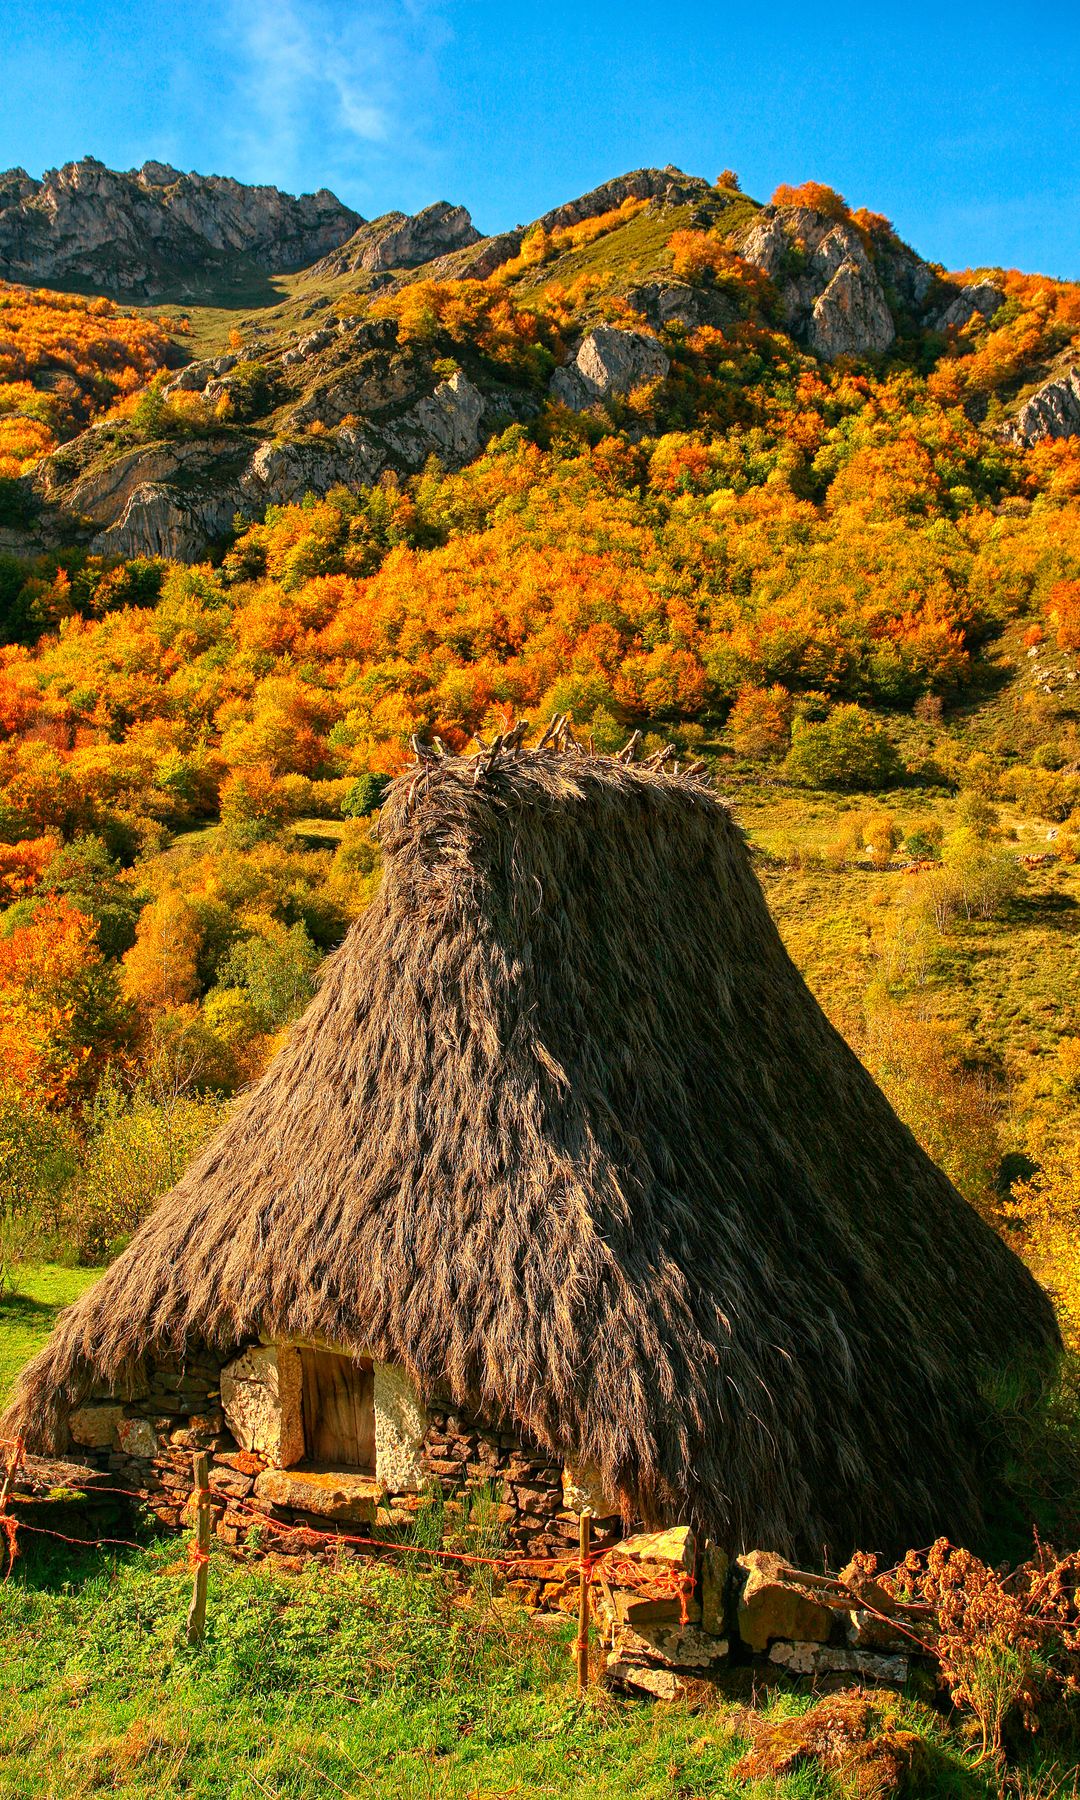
top-left (6, 748), bottom-right (1058, 1554)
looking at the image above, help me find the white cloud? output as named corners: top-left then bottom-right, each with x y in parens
top-left (223, 0), bottom-right (444, 190)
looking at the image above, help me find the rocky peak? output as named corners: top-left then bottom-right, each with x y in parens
top-left (313, 201), bottom-right (480, 278)
top-left (136, 161), bottom-right (184, 189)
top-left (536, 166), bottom-right (709, 235)
top-left (738, 204), bottom-right (927, 360)
top-left (0, 157), bottom-right (361, 296)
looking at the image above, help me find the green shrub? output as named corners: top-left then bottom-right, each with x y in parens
top-left (72, 1070), bottom-right (226, 1258)
top-left (342, 771), bottom-right (390, 818)
top-left (784, 704), bottom-right (903, 791)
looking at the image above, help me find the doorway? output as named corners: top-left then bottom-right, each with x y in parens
top-left (298, 1348), bottom-right (375, 1469)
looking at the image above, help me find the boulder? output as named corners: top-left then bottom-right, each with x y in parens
top-left (1005, 366), bottom-right (1080, 445)
top-left (68, 1403), bottom-right (123, 1449)
top-left (735, 1551), bottom-right (836, 1653)
top-left (220, 1345), bottom-right (304, 1468)
top-left (282, 327), bottom-right (336, 367)
top-left (551, 325), bottom-right (670, 410)
top-left (253, 1467), bottom-right (381, 1523)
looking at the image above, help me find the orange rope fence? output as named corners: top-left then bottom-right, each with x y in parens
top-left (0, 1434), bottom-right (694, 1628)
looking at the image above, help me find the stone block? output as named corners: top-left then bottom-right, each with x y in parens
top-left (616, 1623), bottom-right (728, 1669)
top-left (701, 1541), bottom-right (729, 1637)
top-left (605, 1656), bottom-right (684, 1700)
top-left (374, 1363), bottom-right (426, 1492)
top-left (221, 1346), bottom-right (304, 1467)
top-left (214, 1449), bottom-right (264, 1476)
top-left (253, 1467), bottom-right (381, 1524)
top-left (69, 1404), bottom-right (123, 1449)
top-left (736, 1551), bottom-right (836, 1654)
top-left (562, 1457), bottom-right (618, 1517)
top-left (209, 1466), bottom-right (254, 1499)
top-left (614, 1592), bottom-right (702, 1628)
top-left (116, 1417), bottom-right (158, 1458)
top-left (612, 1526), bottom-right (695, 1573)
top-left (768, 1640), bottom-right (909, 1685)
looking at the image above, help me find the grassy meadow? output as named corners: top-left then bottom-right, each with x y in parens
top-left (0, 1264), bottom-right (99, 1410)
top-left (0, 1529), bottom-right (1055, 1800)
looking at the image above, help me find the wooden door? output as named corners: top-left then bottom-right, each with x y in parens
top-left (299, 1349), bottom-right (375, 1469)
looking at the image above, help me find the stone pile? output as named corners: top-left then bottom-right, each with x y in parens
top-left (596, 1536), bottom-right (925, 1699)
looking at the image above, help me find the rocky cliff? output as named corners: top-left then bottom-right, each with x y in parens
top-left (0, 158), bottom-right (361, 296)
top-left (7, 159), bottom-right (1078, 562)
top-left (29, 312), bottom-right (537, 559)
top-left (737, 205), bottom-right (934, 360)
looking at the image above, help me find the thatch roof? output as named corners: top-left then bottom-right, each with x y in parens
top-left (6, 746), bottom-right (1059, 1554)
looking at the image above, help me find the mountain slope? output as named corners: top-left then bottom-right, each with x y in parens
top-left (2, 163), bottom-right (1079, 564)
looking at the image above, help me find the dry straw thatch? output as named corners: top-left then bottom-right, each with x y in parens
top-left (6, 736), bottom-right (1060, 1554)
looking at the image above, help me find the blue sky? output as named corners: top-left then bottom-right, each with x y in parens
top-left (4, 0), bottom-right (1079, 277)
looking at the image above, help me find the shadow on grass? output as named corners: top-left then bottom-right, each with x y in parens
top-left (0, 1292), bottom-right (64, 1330)
top-left (7, 1516), bottom-right (173, 1595)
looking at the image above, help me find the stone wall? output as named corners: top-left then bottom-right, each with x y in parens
top-left (420, 1401), bottom-right (621, 1557)
top-left (57, 1344), bottom-right (925, 1691)
top-left (65, 1343), bottom-right (621, 1555)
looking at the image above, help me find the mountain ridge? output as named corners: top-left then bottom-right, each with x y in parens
top-left (3, 158), bottom-right (1079, 563)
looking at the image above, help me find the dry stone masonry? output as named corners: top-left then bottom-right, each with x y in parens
top-left (56, 1341), bottom-right (930, 1695)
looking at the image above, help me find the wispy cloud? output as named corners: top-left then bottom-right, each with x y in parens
top-left (221, 0), bottom-right (446, 197)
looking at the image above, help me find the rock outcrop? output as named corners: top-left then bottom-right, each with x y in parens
top-left (934, 279), bottom-right (1004, 331)
top-left (309, 202), bottom-right (480, 277)
top-left (550, 325), bottom-right (670, 409)
top-left (739, 204), bottom-right (930, 359)
top-left (809, 255), bottom-right (896, 361)
top-left (31, 317), bottom-right (534, 559)
top-left (536, 165), bottom-right (709, 233)
top-left (1004, 365), bottom-right (1080, 445)
top-left (0, 157), bottom-right (360, 296)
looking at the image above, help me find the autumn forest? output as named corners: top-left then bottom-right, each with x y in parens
top-left (1, 167), bottom-right (1079, 1377)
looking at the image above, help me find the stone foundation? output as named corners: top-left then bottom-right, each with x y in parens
top-left (65, 1341), bottom-right (621, 1555)
top-left (59, 1342), bottom-right (926, 1693)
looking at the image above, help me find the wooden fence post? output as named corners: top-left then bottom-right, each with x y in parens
top-left (576, 1511), bottom-right (592, 1695)
top-left (0, 1440), bottom-right (20, 1579)
top-left (186, 1451), bottom-right (210, 1646)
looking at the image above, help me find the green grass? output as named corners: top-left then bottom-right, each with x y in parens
top-left (0, 1538), bottom-right (1007, 1800)
top-left (0, 1264), bottom-right (100, 1409)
